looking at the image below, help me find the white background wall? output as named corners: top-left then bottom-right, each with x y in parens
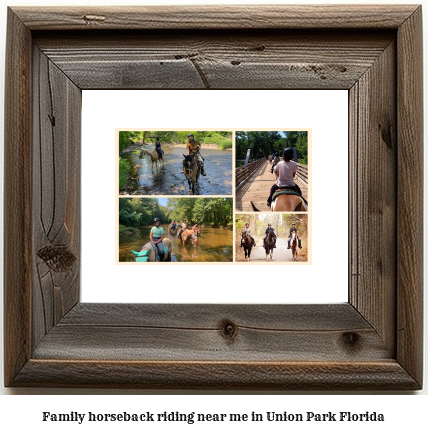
top-left (0, 0), bottom-right (427, 432)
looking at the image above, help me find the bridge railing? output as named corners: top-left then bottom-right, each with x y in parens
top-left (296, 163), bottom-right (308, 188)
top-left (235, 157), bottom-right (266, 190)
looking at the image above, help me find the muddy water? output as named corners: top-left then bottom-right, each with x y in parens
top-left (119, 226), bottom-right (233, 262)
top-left (121, 145), bottom-right (232, 195)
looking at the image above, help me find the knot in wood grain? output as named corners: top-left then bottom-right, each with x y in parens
top-left (341, 332), bottom-right (361, 351)
top-left (219, 320), bottom-right (238, 340)
top-left (378, 122), bottom-right (393, 149)
top-left (37, 245), bottom-right (76, 272)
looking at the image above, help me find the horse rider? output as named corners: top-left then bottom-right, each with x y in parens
top-left (240, 222), bottom-right (256, 247)
top-left (270, 152), bottom-right (281, 173)
top-left (170, 220), bottom-right (178, 230)
top-left (155, 137), bottom-right (163, 159)
top-left (262, 223), bottom-right (277, 248)
top-left (177, 219), bottom-right (188, 240)
top-left (267, 148), bottom-right (303, 208)
top-left (287, 223), bottom-right (302, 249)
top-left (150, 217), bottom-right (165, 261)
top-left (182, 133), bottom-right (207, 176)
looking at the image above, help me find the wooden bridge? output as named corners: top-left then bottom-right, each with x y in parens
top-left (235, 158), bottom-right (308, 212)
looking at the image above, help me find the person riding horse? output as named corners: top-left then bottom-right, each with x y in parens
top-left (270, 152), bottom-right (281, 173)
top-left (287, 223), bottom-right (302, 249)
top-left (150, 217), bottom-right (165, 261)
top-left (170, 220), bottom-right (178, 230)
top-left (177, 219), bottom-right (188, 240)
top-left (155, 137), bottom-right (164, 159)
top-left (262, 223), bottom-right (277, 248)
top-left (182, 133), bottom-right (206, 176)
top-left (267, 148), bottom-right (303, 207)
top-left (240, 223), bottom-right (256, 247)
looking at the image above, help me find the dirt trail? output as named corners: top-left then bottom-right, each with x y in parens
top-left (241, 238), bottom-right (304, 262)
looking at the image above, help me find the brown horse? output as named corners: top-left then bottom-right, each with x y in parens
top-left (290, 231), bottom-right (298, 261)
top-left (240, 230), bottom-right (252, 261)
top-left (263, 229), bottom-right (276, 261)
top-left (139, 149), bottom-right (164, 172)
top-left (180, 229), bottom-right (198, 244)
top-left (182, 151), bottom-right (200, 195)
top-left (271, 190), bottom-right (308, 211)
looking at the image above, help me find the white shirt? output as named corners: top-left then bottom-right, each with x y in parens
top-left (275, 160), bottom-right (297, 187)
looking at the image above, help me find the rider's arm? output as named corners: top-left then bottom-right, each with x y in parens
top-left (150, 230), bottom-right (154, 242)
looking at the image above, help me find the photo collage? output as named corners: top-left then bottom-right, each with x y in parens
top-left (117, 130), bottom-right (310, 264)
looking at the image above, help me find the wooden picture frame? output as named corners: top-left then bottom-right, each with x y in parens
top-left (4, 5), bottom-right (423, 389)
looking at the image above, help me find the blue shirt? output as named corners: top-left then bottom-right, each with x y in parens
top-left (266, 227), bottom-right (272, 236)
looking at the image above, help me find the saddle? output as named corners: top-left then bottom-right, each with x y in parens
top-left (132, 242), bottom-right (167, 262)
top-left (272, 188), bottom-right (304, 202)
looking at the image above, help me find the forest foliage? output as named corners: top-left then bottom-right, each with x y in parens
top-left (235, 214), bottom-right (308, 238)
top-left (119, 131), bottom-right (232, 152)
top-left (235, 131), bottom-right (308, 164)
top-left (119, 198), bottom-right (233, 228)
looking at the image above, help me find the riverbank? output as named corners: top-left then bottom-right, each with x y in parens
top-left (168, 143), bottom-right (232, 151)
top-left (120, 143), bottom-right (232, 155)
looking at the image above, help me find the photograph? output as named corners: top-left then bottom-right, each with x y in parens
top-left (235, 131), bottom-right (309, 212)
top-left (119, 197), bottom-right (233, 262)
top-left (235, 213), bottom-right (309, 262)
top-left (119, 130), bottom-right (233, 196)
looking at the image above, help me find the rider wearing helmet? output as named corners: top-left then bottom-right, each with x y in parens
top-left (240, 222), bottom-right (256, 247)
top-left (287, 222), bottom-right (302, 249)
top-left (182, 133), bottom-right (206, 176)
top-left (270, 152), bottom-right (281, 173)
top-left (262, 223), bottom-right (277, 248)
top-left (267, 148), bottom-right (303, 207)
top-left (150, 217), bottom-right (165, 261)
top-left (177, 218), bottom-right (188, 240)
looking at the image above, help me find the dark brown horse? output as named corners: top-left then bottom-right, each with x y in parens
top-left (169, 224), bottom-right (180, 235)
top-left (241, 230), bottom-right (252, 261)
top-left (182, 151), bottom-right (200, 195)
top-left (263, 229), bottom-right (276, 261)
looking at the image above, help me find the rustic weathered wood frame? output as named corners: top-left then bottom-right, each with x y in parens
top-left (4, 5), bottom-right (423, 389)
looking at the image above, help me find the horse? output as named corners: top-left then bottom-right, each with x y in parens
top-left (191, 225), bottom-right (201, 239)
top-left (169, 224), bottom-right (180, 235)
top-left (180, 229), bottom-right (198, 244)
top-left (290, 231), bottom-right (298, 261)
top-left (263, 229), bottom-right (276, 261)
top-left (240, 230), bottom-right (252, 261)
top-left (132, 238), bottom-right (172, 262)
top-left (182, 151), bottom-right (200, 195)
top-left (270, 189), bottom-right (308, 211)
top-left (139, 148), bottom-right (164, 172)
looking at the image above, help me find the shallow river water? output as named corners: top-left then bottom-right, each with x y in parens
top-left (119, 226), bottom-right (233, 262)
top-left (121, 145), bottom-right (232, 195)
